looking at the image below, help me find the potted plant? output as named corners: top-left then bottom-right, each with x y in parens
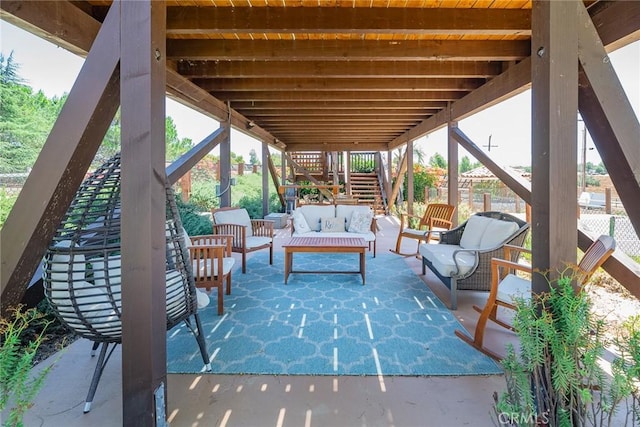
top-left (493, 271), bottom-right (640, 426)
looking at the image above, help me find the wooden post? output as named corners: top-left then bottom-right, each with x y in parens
top-left (531, 0), bottom-right (579, 292)
top-left (468, 181), bottom-right (474, 210)
top-left (262, 143), bottom-right (269, 216)
top-left (605, 187), bottom-right (612, 214)
top-left (407, 140), bottom-right (414, 214)
top-left (238, 162), bottom-right (244, 176)
top-left (219, 120), bottom-right (231, 207)
top-left (120, 1), bottom-right (167, 423)
top-left (448, 121), bottom-right (459, 226)
top-left (179, 170), bottom-right (191, 202)
top-left (483, 193), bottom-right (491, 211)
top-left (345, 151), bottom-right (352, 195)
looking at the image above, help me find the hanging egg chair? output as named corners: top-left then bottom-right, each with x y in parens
top-left (42, 152), bottom-right (210, 413)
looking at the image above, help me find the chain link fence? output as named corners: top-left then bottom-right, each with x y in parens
top-left (580, 212), bottom-right (640, 257)
top-left (435, 185), bottom-right (639, 259)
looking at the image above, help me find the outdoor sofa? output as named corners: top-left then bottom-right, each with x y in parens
top-left (290, 204), bottom-right (377, 257)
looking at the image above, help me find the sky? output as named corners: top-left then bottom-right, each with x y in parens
top-left (1, 20), bottom-right (638, 167)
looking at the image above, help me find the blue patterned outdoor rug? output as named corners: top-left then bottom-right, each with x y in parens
top-left (167, 252), bottom-right (503, 376)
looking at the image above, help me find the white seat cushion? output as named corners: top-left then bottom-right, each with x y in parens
top-left (291, 230), bottom-right (375, 243)
top-left (459, 215), bottom-right (493, 249)
top-left (479, 219), bottom-right (519, 249)
top-left (403, 227), bottom-right (447, 238)
top-left (214, 208), bottom-right (253, 237)
top-left (419, 244), bottom-right (475, 277)
top-left (195, 289), bottom-right (210, 309)
top-left (497, 274), bottom-right (531, 304)
top-left (245, 236), bottom-right (272, 249)
top-left (192, 257), bottom-right (236, 278)
top-left (298, 205), bottom-right (336, 231)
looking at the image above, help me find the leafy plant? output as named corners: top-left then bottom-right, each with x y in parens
top-left (494, 272), bottom-right (640, 426)
top-left (0, 305), bottom-right (55, 427)
top-left (175, 196), bottom-right (213, 236)
top-left (0, 188), bottom-right (18, 228)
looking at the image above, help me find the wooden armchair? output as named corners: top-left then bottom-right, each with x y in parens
top-left (188, 234), bottom-right (235, 315)
top-left (455, 235), bottom-right (616, 360)
top-left (390, 203), bottom-right (456, 256)
top-left (211, 207), bottom-right (274, 273)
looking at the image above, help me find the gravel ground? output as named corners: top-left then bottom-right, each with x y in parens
top-left (586, 271), bottom-right (640, 343)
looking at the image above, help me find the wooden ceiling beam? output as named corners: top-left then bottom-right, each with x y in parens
top-left (264, 123), bottom-right (417, 128)
top-left (255, 117), bottom-right (422, 123)
top-left (193, 77), bottom-right (482, 92)
top-left (286, 142), bottom-right (389, 152)
top-left (176, 60), bottom-right (503, 78)
top-left (167, 39), bottom-right (530, 61)
top-left (167, 7), bottom-right (531, 36)
top-left (214, 91), bottom-right (465, 102)
top-left (245, 109), bottom-right (428, 116)
top-left (232, 101), bottom-right (447, 110)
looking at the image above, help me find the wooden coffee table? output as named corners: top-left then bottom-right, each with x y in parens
top-left (282, 236), bottom-right (368, 285)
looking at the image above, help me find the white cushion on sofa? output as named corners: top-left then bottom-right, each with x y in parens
top-left (459, 215), bottom-right (493, 249)
top-left (298, 205), bottom-right (335, 232)
top-left (419, 244), bottom-right (476, 277)
top-left (336, 205), bottom-right (372, 230)
top-left (291, 230), bottom-right (375, 243)
top-left (348, 211), bottom-right (373, 233)
top-left (320, 216), bottom-right (346, 232)
top-left (214, 208), bottom-right (253, 237)
top-left (292, 209), bottom-right (312, 233)
top-left (479, 219), bottom-right (519, 249)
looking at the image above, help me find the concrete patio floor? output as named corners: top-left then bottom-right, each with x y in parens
top-left (18, 213), bottom-right (518, 427)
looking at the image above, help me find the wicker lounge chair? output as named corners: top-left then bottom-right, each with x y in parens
top-left (42, 153), bottom-right (211, 413)
top-left (419, 211), bottom-right (530, 310)
top-left (455, 235), bottom-right (616, 360)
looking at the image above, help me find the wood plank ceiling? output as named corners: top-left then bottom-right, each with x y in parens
top-left (75, 0), bottom-right (534, 152)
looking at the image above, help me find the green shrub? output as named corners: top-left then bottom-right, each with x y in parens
top-left (188, 177), bottom-right (219, 211)
top-left (0, 188), bottom-right (18, 229)
top-left (0, 306), bottom-right (54, 427)
top-left (176, 196), bottom-right (213, 236)
top-left (494, 273), bottom-right (640, 426)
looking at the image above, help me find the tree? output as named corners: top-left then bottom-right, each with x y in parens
top-left (0, 62), bottom-right (63, 173)
top-left (459, 156), bottom-right (472, 173)
top-left (165, 116), bottom-right (193, 161)
top-left (249, 149), bottom-right (259, 165)
top-left (428, 153), bottom-right (447, 169)
top-left (0, 51), bottom-right (22, 84)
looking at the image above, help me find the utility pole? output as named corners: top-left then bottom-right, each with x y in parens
top-left (581, 124), bottom-right (587, 193)
top-left (483, 134), bottom-right (498, 152)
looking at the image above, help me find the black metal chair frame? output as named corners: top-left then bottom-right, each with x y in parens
top-left (42, 153), bottom-right (210, 413)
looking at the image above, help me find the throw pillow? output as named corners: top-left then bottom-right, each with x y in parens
top-left (348, 210), bottom-right (373, 234)
top-left (292, 210), bottom-right (312, 233)
top-left (320, 216), bottom-right (346, 232)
